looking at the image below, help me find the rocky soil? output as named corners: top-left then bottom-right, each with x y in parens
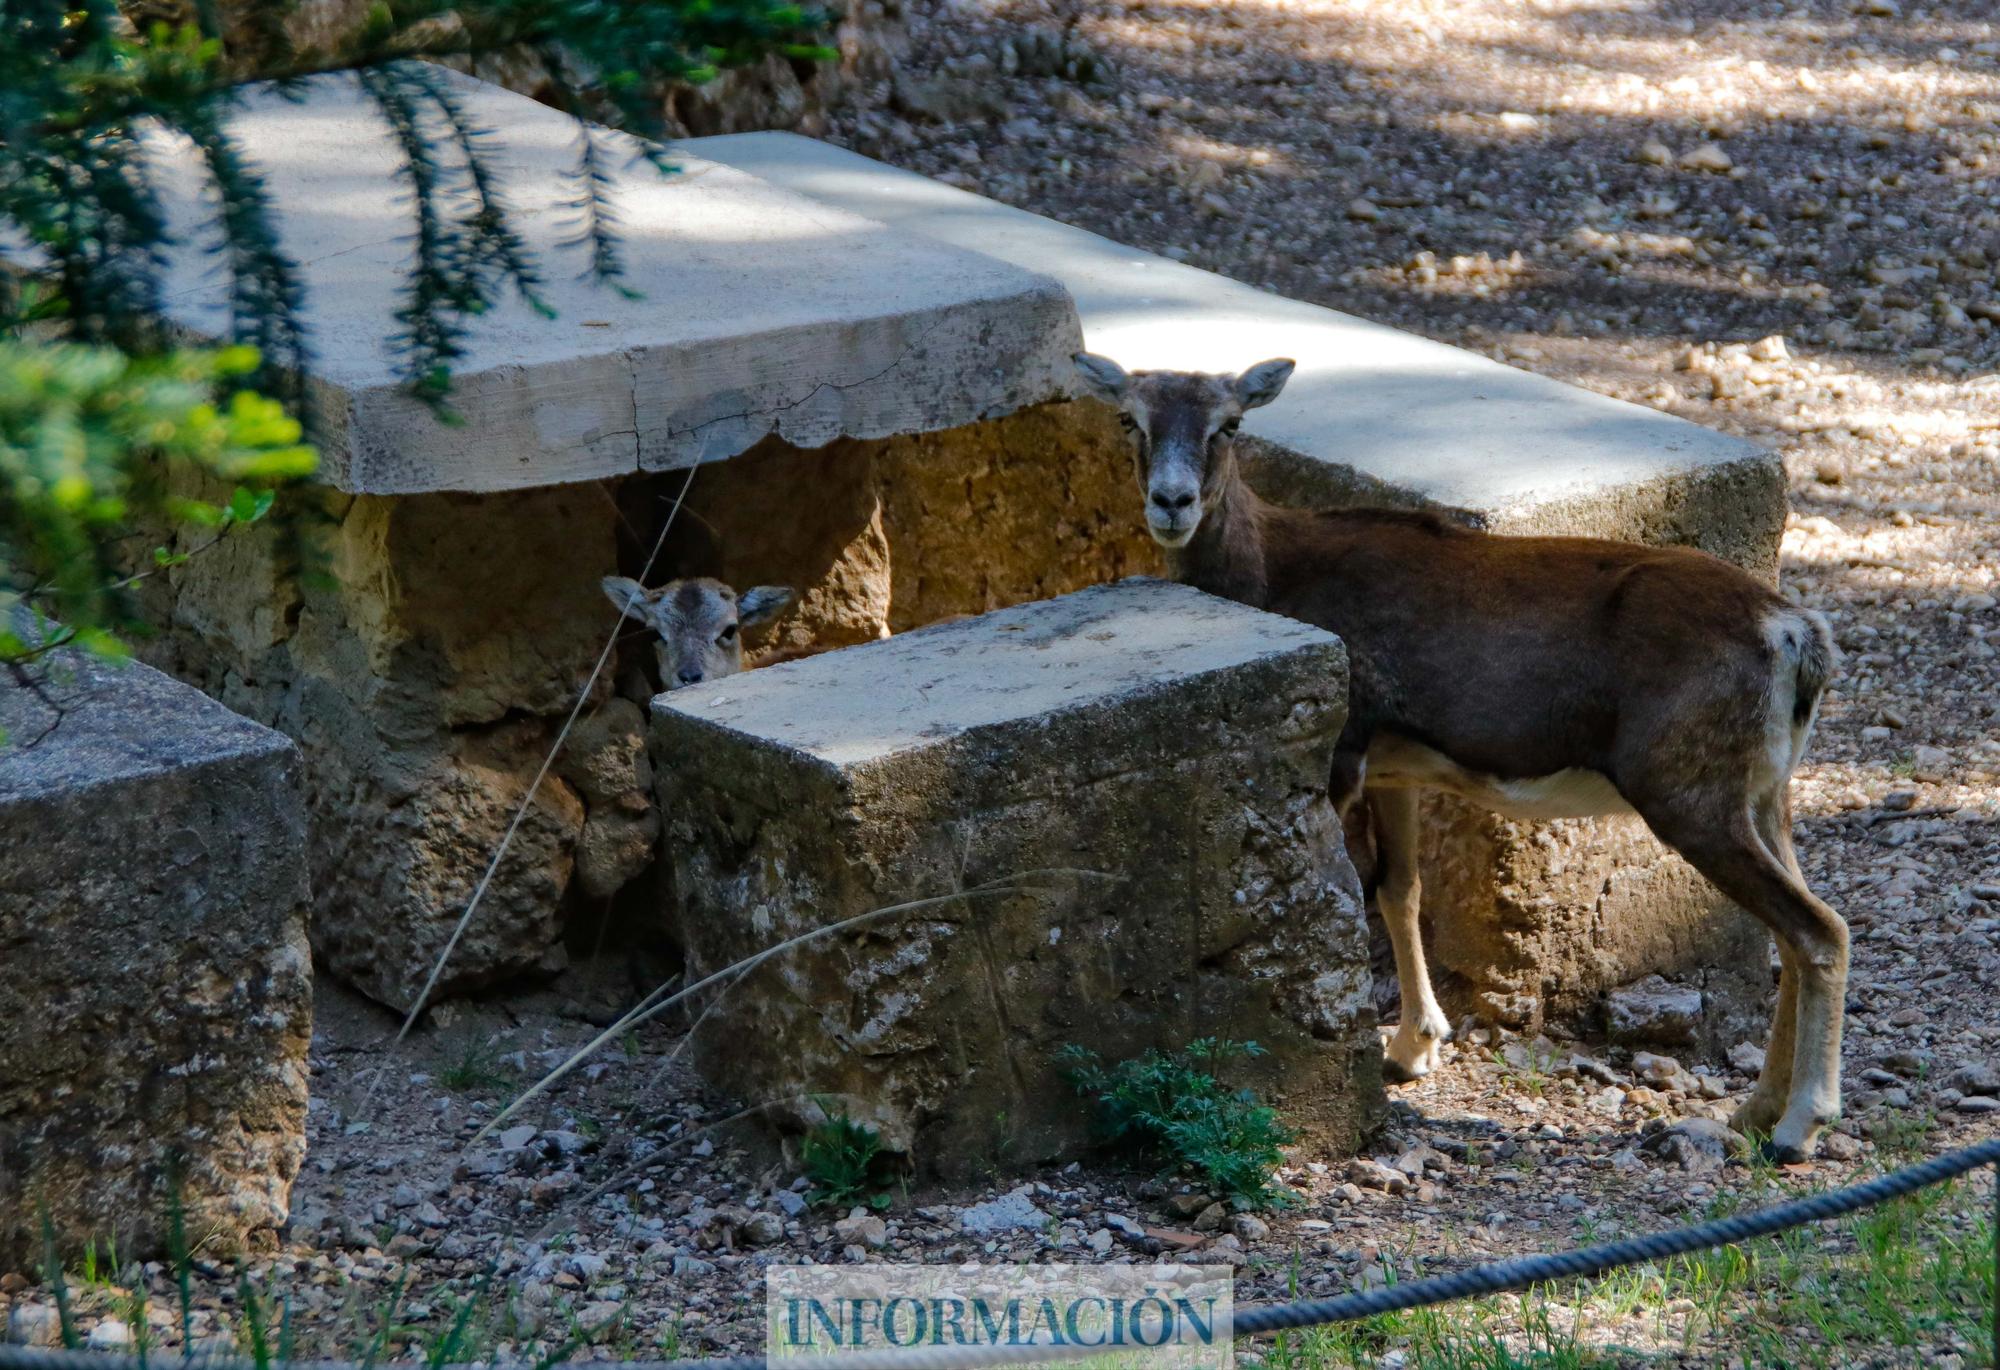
top-left (8, 1), bottom-right (2000, 1366)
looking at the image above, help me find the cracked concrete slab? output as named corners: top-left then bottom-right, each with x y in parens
top-left (688, 133), bottom-right (1778, 534)
top-left (130, 71), bottom-right (1080, 494)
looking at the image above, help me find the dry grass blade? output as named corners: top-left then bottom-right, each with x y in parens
top-left (468, 867), bottom-right (1116, 1146)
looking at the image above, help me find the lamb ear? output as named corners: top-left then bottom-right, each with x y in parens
top-left (1235, 358), bottom-right (1296, 409)
top-left (737, 585), bottom-right (796, 628)
top-left (601, 575), bottom-right (654, 622)
top-left (1072, 352), bottom-right (1130, 403)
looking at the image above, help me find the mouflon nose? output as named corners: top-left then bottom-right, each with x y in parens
top-left (677, 667), bottom-right (704, 685)
top-left (1151, 490), bottom-right (1196, 512)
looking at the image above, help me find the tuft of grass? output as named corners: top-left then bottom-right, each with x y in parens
top-left (1059, 1037), bottom-right (1297, 1210)
top-left (440, 1037), bottom-right (508, 1094)
top-left (800, 1108), bottom-right (892, 1212)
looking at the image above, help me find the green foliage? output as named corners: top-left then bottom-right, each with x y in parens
top-left (799, 1109), bottom-right (892, 1212)
top-left (0, 339), bottom-right (314, 672)
top-left (1059, 1037), bottom-right (1298, 1210)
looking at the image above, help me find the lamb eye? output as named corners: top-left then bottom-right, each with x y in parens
top-left (1219, 418), bottom-right (1241, 436)
top-left (717, 624), bottom-right (738, 644)
top-left (1116, 413), bottom-right (1139, 431)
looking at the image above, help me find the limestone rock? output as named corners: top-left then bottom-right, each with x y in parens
top-left (5, 1305), bottom-right (59, 1348)
top-left (1641, 1118), bottom-right (1740, 1172)
top-left (958, 1188), bottom-right (1048, 1234)
top-left (1607, 976), bottom-right (1706, 1047)
top-left (307, 717), bottom-right (586, 1010)
top-left (560, 699), bottom-right (661, 900)
top-left (655, 580), bottom-right (1379, 1173)
top-left (833, 1214), bottom-right (889, 1249)
top-left (0, 659), bottom-right (312, 1270)
top-left (1945, 1061), bottom-right (2000, 1095)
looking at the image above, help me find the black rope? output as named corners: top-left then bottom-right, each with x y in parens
top-left (4, 1137), bottom-right (1996, 1370)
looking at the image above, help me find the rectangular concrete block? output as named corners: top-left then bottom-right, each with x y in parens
top-left (122, 71), bottom-right (1081, 493)
top-left (0, 659), bottom-right (312, 1269)
top-left (652, 579), bottom-right (1380, 1171)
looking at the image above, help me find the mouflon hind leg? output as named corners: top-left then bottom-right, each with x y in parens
top-left (1638, 795), bottom-right (1847, 1162)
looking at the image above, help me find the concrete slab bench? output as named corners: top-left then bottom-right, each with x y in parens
top-left (0, 659), bottom-right (312, 1269)
top-left (689, 133), bottom-right (1782, 1042)
top-left (101, 70), bottom-right (1091, 1009)
top-left (140, 70), bottom-right (1080, 493)
top-left (652, 579), bottom-right (1379, 1168)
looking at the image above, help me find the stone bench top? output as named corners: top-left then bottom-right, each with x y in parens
top-left (134, 71), bottom-right (1078, 494)
top-left (0, 657), bottom-right (295, 805)
top-left (691, 133), bottom-right (1768, 522)
top-left (655, 578), bottom-right (1339, 769)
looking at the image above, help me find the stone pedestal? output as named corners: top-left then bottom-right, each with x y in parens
top-left (652, 579), bottom-right (1381, 1171)
top-left (0, 660), bottom-right (312, 1270)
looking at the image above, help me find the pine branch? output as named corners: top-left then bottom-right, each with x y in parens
top-left (563, 122), bottom-right (643, 297)
top-left (173, 100), bottom-right (312, 406)
top-left (356, 61), bottom-right (483, 406)
top-left (402, 61), bottom-right (555, 321)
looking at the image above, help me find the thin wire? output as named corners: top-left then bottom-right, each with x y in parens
top-left (363, 461), bottom-right (703, 1108)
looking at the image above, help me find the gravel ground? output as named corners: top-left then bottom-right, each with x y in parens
top-left (8, 2), bottom-right (2000, 1365)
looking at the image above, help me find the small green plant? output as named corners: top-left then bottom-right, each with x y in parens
top-left (1059, 1037), bottom-right (1298, 1210)
top-left (73, 1234), bottom-right (122, 1290)
top-left (439, 1038), bottom-right (507, 1094)
top-left (799, 1108), bottom-right (892, 1212)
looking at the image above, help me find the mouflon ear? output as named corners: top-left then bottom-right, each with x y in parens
top-left (601, 576), bottom-right (656, 622)
top-left (1072, 351), bottom-right (1131, 403)
top-left (1235, 358), bottom-right (1296, 410)
top-left (737, 585), bottom-right (796, 628)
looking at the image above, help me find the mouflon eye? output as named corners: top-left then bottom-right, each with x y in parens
top-left (1218, 417), bottom-right (1242, 436)
top-left (1116, 412), bottom-right (1139, 431)
top-left (717, 624), bottom-right (738, 645)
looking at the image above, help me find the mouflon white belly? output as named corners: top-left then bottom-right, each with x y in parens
top-left (1364, 734), bottom-right (1633, 821)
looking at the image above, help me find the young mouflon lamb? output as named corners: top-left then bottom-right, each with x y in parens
top-left (1075, 350), bottom-right (1844, 1162)
top-left (602, 576), bottom-right (795, 689)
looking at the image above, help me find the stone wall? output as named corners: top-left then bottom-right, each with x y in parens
top-left (661, 397), bottom-right (1161, 651)
top-left (118, 0), bottom-right (901, 139)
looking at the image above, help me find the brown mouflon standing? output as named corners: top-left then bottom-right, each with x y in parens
top-left (1075, 351), bottom-right (1845, 1163)
top-left (602, 576), bottom-right (795, 689)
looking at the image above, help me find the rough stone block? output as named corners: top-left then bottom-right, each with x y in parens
top-left (652, 579), bottom-right (1379, 1170)
top-left (138, 482), bottom-right (616, 1010)
top-left (0, 659), bottom-right (312, 1270)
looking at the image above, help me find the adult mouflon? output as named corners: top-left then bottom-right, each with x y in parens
top-left (1075, 350), bottom-right (1845, 1162)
